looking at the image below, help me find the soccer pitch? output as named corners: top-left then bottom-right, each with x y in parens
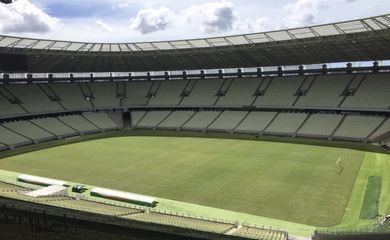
top-left (0, 136), bottom-right (381, 227)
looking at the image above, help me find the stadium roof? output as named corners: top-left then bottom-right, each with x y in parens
top-left (0, 14), bottom-right (390, 73)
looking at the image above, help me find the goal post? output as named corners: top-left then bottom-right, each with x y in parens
top-left (336, 156), bottom-right (343, 175)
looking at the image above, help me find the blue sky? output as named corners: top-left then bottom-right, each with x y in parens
top-left (0, 0), bottom-right (389, 42)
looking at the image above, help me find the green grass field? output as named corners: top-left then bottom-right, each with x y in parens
top-left (0, 136), bottom-right (371, 229)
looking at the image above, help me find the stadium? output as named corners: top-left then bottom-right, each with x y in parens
top-left (0, 1), bottom-right (389, 239)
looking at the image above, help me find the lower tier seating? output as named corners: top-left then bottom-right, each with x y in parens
top-left (31, 117), bottom-right (78, 138)
top-left (207, 111), bottom-right (248, 132)
top-left (82, 112), bottom-right (119, 131)
top-left (2, 121), bottom-right (56, 143)
top-left (333, 115), bottom-right (385, 141)
top-left (264, 113), bottom-right (308, 136)
top-left (0, 125), bottom-right (31, 148)
top-left (157, 111), bottom-right (195, 129)
top-left (181, 111), bottom-right (221, 131)
top-left (57, 115), bottom-right (100, 134)
top-left (297, 114), bottom-right (343, 138)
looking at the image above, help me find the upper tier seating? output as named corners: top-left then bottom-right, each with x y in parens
top-left (0, 125), bottom-right (31, 147)
top-left (234, 111), bottom-right (278, 133)
top-left (333, 115), bottom-right (385, 141)
top-left (49, 83), bottom-right (92, 110)
top-left (342, 73), bottom-right (390, 110)
top-left (2, 121), bottom-right (55, 142)
top-left (216, 78), bottom-right (261, 106)
top-left (180, 79), bottom-right (222, 106)
top-left (148, 80), bottom-right (187, 106)
top-left (182, 111), bottom-right (221, 131)
top-left (57, 115), bottom-right (100, 134)
top-left (5, 84), bottom-right (63, 114)
top-left (0, 89), bottom-right (26, 118)
top-left (136, 111), bottom-right (171, 128)
top-left (208, 111), bottom-right (248, 131)
top-left (295, 74), bottom-right (353, 108)
top-left (297, 114), bottom-right (343, 138)
top-left (89, 82), bottom-right (120, 109)
top-left (82, 112), bottom-right (119, 131)
top-left (264, 112), bottom-right (308, 136)
top-left (31, 117), bottom-right (78, 138)
top-left (157, 111), bottom-right (195, 129)
top-left (122, 81), bottom-right (152, 106)
top-left (254, 76), bottom-right (304, 107)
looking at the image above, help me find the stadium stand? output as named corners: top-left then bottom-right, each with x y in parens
top-left (49, 83), bottom-right (92, 110)
top-left (297, 114), bottom-right (343, 138)
top-left (122, 81), bottom-right (152, 106)
top-left (89, 82), bottom-right (120, 109)
top-left (180, 79), bottom-right (223, 106)
top-left (4, 84), bottom-right (63, 114)
top-left (295, 74), bottom-right (353, 108)
top-left (82, 112), bottom-right (119, 131)
top-left (57, 115), bottom-right (100, 134)
top-left (0, 86), bottom-right (27, 117)
top-left (130, 111), bottom-right (146, 126)
top-left (31, 117), bottom-right (78, 139)
top-left (254, 76), bottom-right (304, 107)
top-left (216, 78), bottom-right (261, 106)
top-left (157, 111), bottom-right (195, 129)
top-left (208, 111), bottom-right (249, 132)
top-left (232, 226), bottom-right (288, 240)
top-left (369, 118), bottom-right (390, 141)
top-left (333, 115), bottom-right (386, 141)
top-left (0, 125), bottom-right (31, 147)
top-left (127, 211), bottom-right (233, 234)
top-left (148, 80), bottom-right (187, 106)
top-left (234, 111), bottom-right (278, 134)
top-left (264, 112), bottom-right (308, 136)
top-left (2, 121), bottom-right (55, 143)
top-left (135, 111), bottom-right (172, 128)
top-left (342, 73), bottom-right (390, 110)
top-left (181, 111), bottom-right (221, 131)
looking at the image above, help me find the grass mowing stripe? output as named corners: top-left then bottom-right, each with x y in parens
top-left (360, 176), bottom-right (381, 219)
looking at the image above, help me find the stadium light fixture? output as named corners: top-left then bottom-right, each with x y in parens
top-left (0, 0), bottom-right (12, 4)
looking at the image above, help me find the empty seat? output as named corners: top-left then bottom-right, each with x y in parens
top-left (255, 76), bottom-right (304, 107)
top-left (297, 114), bottom-right (343, 138)
top-left (295, 74), bottom-right (352, 108)
top-left (31, 117), bottom-right (78, 138)
top-left (0, 125), bottom-right (31, 147)
top-left (216, 78), bottom-right (261, 106)
top-left (5, 84), bottom-right (62, 114)
top-left (58, 115), bottom-right (100, 134)
top-left (157, 111), bottom-right (195, 129)
top-left (148, 80), bottom-right (187, 106)
top-left (122, 81), bottom-right (152, 106)
top-left (131, 111), bottom-right (146, 126)
top-left (89, 82), bottom-right (120, 108)
top-left (3, 121), bottom-right (55, 142)
top-left (136, 111), bottom-right (171, 128)
top-left (235, 111), bottom-right (278, 133)
top-left (368, 118), bottom-right (390, 141)
top-left (180, 79), bottom-right (222, 106)
top-left (182, 111), bottom-right (221, 130)
top-left (82, 112), bottom-right (118, 131)
top-left (49, 83), bottom-right (92, 110)
top-left (342, 73), bottom-right (390, 110)
top-left (265, 113), bottom-right (308, 135)
top-left (0, 88), bottom-right (27, 118)
top-left (208, 111), bottom-right (248, 131)
top-left (333, 115), bottom-right (385, 140)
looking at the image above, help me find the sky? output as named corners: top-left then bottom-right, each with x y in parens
top-left (0, 0), bottom-right (389, 43)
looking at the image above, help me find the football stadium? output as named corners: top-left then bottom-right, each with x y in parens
top-left (0, 1), bottom-right (389, 240)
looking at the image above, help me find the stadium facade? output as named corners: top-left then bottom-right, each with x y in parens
top-left (0, 13), bottom-right (389, 240)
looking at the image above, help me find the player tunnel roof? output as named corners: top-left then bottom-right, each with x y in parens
top-left (0, 14), bottom-right (390, 73)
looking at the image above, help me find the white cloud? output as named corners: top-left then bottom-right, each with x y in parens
top-left (96, 20), bottom-right (113, 32)
top-left (0, 0), bottom-right (59, 34)
top-left (130, 7), bottom-right (174, 34)
top-left (183, 1), bottom-right (237, 33)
